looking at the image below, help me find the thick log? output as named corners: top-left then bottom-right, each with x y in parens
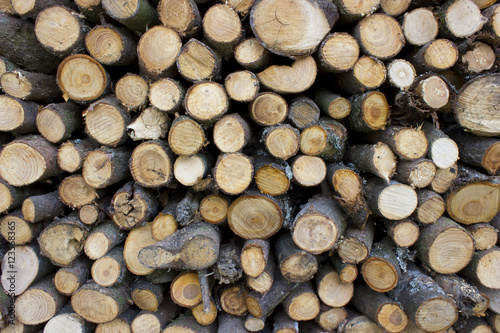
top-left (241, 239), bottom-right (270, 278)
top-left (174, 153), bottom-right (212, 187)
top-left (0, 180), bottom-right (40, 214)
top-left (317, 32), bottom-right (359, 73)
top-left (337, 220), bottom-right (375, 264)
top-left (346, 92), bottom-right (390, 132)
top-left (130, 141), bottom-right (174, 188)
top-left (365, 178), bottom-right (418, 220)
top-left (15, 275), bottom-right (67, 325)
top-left (21, 191), bottom-right (64, 223)
top-left (191, 298), bottom-right (218, 326)
top-left (148, 78), bottom-right (184, 113)
top-left (333, 0), bottom-right (379, 23)
top-left (402, 8), bottom-right (439, 46)
top-left (123, 223), bottom-right (157, 276)
top-left (225, 71), bottom-right (259, 103)
top-left (199, 194), bottom-right (229, 225)
top-left (254, 155), bottom-right (292, 197)
top-left (59, 174), bottom-right (103, 209)
top-left (316, 305), bottom-right (347, 332)
top-left (438, 0), bottom-right (487, 39)
top-left (249, 92), bottom-right (288, 126)
top-left (131, 297), bottom-right (180, 333)
top-left (276, 233), bottom-right (318, 282)
top-left (218, 313), bottom-right (248, 333)
top-left (387, 59), bottom-right (416, 90)
top-left (0, 135), bottom-right (60, 186)
top-left (337, 310), bottom-right (384, 333)
top-left (315, 263), bottom-right (354, 307)
top-left (101, 0), bottom-right (158, 32)
top-left (388, 262), bottom-right (458, 332)
top-left (234, 38), bottom-right (271, 72)
top-left (71, 277), bottom-right (133, 324)
top-left (82, 147), bottom-right (131, 189)
top-left (1, 242), bottom-right (55, 296)
top-left (0, 210), bottom-right (44, 246)
top-left (158, 0), bottom-right (201, 38)
top-left (339, 56), bottom-right (387, 94)
top-left (38, 215), bottom-right (89, 267)
top-left (466, 223), bottom-right (498, 251)
top-left (168, 115), bottom-right (206, 156)
top-left (176, 39), bottom-right (222, 82)
top-left (290, 155), bottom-right (327, 187)
top-left (214, 152), bottom-right (254, 195)
top-left (457, 41), bottom-right (496, 75)
top-left (287, 96), bottom-right (320, 129)
top-left (262, 124), bottom-right (300, 161)
top-left (300, 118), bottom-right (347, 162)
top-left (36, 102), bottom-right (82, 144)
top-left (364, 126), bottom-right (428, 161)
top-left (138, 222), bottom-right (220, 270)
top-left (462, 246), bottom-right (500, 289)
top-left (282, 281), bottom-right (320, 321)
top-left (202, 4), bottom-right (243, 60)
top-left (44, 304), bottom-right (95, 333)
top-left (430, 163), bottom-right (458, 194)
top-left (185, 81), bottom-right (229, 127)
top-left (213, 114), bottom-right (252, 153)
top-left (1, 70), bottom-right (60, 102)
top-left (250, 0), bottom-right (338, 57)
top-left (130, 278), bottom-right (167, 312)
top-left (91, 246), bottom-right (128, 287)
top-left (170, 271), bottom-right (203, 308)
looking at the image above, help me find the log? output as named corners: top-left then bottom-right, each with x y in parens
top-left (402, 8), bottom-right (439, 46)
top-left (185, 81), bottom-right (229, 127)
top-left (249, 92), bottom-right (288, 126)
top-left (123, 223), bottom-right (157, 276)
top-left (57, 139), bottom-right (99, 173)
top-left (228, 191), bottom-right (293, 240)
top-left (262, 124), bottom-right (300, 161)
top-left (290, 155), bottom-right (327, 187)
top-left (108, 181), bottom-right (160, 230)
top-left (454, 316), bottom-right (494, 333)
top-left (0, 13), bottom-right (60, 74)
top-left (213, 114), bottom-right (252, 153)
top-left (191, 299), bottom-right (218, 326)
top-left (282, 281), bottom-right (320, 321)
top-left (453, 74), bottom-right (500, 136)
top-left (214, 152), bottom-right (254, 195)
top-left (387, 59), bottom-right (416, 90)
top-left (315, 263), bottom-right (354, 307)
top-left (1, 242), bottom-right (55, 296)
top-left (333, 0), bottom-right (379, 23)
top-left (290, 194), bottom-right (346, 255)
top-left (53, 258), bottom-right (91, 296)
top-left (433, 273), bottom-right (490, 317)
top-left (1, 70), bottom-right (60, 102)
top-left (394, 159), bottom-right (436, 189)
top-left (446, 166), bottom-right (499, 224)
top-left (316, 305), bottom-right (347, 332)
top-left (176, 39), bottom-right (222, 82)
top-left (174, 153), bottom-right (212, 187)
top-left (163, 313), bottom-right (217, 333)
top-left (82, 147), bottom-right (131, 189)
top-left (339, 56), bottom-right (387, 94)
top-left (38, 215), bottom-right (89, 267)
top-left (0, 180), bottom-right (41, 214)
top-left (420, 121), bottom-right (459, 169)
top-left (219, 284), bottom-right (247, 317)
top-left (101, 0), bottom-right (158, 32)
top-left (138, 222), bottom-right (221, 270)
top-left (95, 307), bottom-right (138, 333)
top-left (34, 6), bottom-right (89, 57)
top-left (202, 4), bottom-right (243, 60)
top-left (482, 4), bottom-right (500, 39)
top-left (234, 37), bottom-right (271, 72)
top-left (170, 271), bottom-right (203, 308)
top-left (158, 0), bottom-right (201, 38)
top-left (365, 178), bottom-right (418, 220)
top-left (275, 232), bottom-right (318, 283)
top-left (200, 194), bottom-right (229, 225)
top-left (352, 284), bottom-right (409, 333)
top-left (59, 174), bottom-right (103, 209)
top-left (414, 189), bottom-right (446, 224)
top-left (353, 13), bottom-right (404, 60)
top-left (300, 118), bottom-right (347, 162)
top-left (345, 143), bottom-right (397, 182)
top-left (168, 115), bottom-right (206, 156)
top-left (462, 246), bottom-right (500, 289)
top-left (44, 304), bottom-right (94, 333)
top-left (246, 270), bottom-right (298, 319)
top-left (315, 89), bottom-right (351, 120)
top-left (257, 56), bottom-right (317, 94)
top-left (130, 141), bottom-right (174, 188)
top-left (361, 237), bottom-right (402, 293)
top-left (438, 0), bottom-right (487, 39)
top-left (430, 163), bottom-right (458, 194)
top-left (447, 129), bottom-right (500, 175)
top-left (91, 246), bottom-right (128, 287)
top-left (466, 223), bottom-right (498, 251)
top-left (0, 210), bottom-right (44, 246)
top-left (287, 96), bottom-right (320, 129)
top-left (337, 310), bottom-right (384, 333)
top-left (332, 253), bottom-right (358, 283)
top-left (364, 126), bottom-right (428, 161)
top-left (254, 154), bottom-right (292, 197)
top-left (250, 0), bottom-right (338, 57)
top-left (115, 73), bottom-right (149, 111)
top-left (131, 278), bottom-right (167, 312)
top-left (346, 91), bottom-right (390, 132)
top-left (241, 239), bottom-right (270, 278)
top-left (224, 0), bottom-right (255, 16)
top-left (457, 41), bottom-right (496, 75)
top-left (36, 102), bottom-right (82, 144)
top-left (71, 277), bottom-right (133, 324)
top-left (148, 78), bottom-right (184, 113)
top-left (0, 135), bottom-right (60, 186)
top-left (337, 220), bottom-right (375, 264)
top-left (57, 54), bottom-right (111, 103)
top-left (410, 39), bottom-right (459, 73)
top-left (131, 297), bottom-right (180, 333)
top-left (15, 275), bottom-right (67, 325)
top-left (21, 190), bottom-right (65, 223)
top-left (218, 313), bottom-right (248, 333)
top-left (225, 71), bottom-right (260, 103)
top-left (84, 96), bottom-right (130, 147)
top-left (388, 262), bottom-right (458, 332)
top-left (273, 308), bottom-right (298, 332)
top-left (317, 32), bottom-right (359, 73)
top-left (85, 24), bottom-right (137, 66)
top-left (247, 253), bottom-right (275, 294)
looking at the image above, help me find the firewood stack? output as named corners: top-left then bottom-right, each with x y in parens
top-left (0, 0), bottom-right (499, 331)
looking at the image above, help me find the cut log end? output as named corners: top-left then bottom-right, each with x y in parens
top-left (200, 194), bottom-right (228, 225)
top-left (115, 74), bottom-right (149, 111)
top-left (214, 153), bottom-right (253, 195)
top-left (415, 298), bottom-right (457, 332)
top-left (292, 155), bottom-right (326, 187)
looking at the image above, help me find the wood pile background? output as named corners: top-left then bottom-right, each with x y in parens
top-left (0, 0), bottom-right (499, 332)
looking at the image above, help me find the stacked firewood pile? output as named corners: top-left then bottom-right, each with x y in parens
top-left (0, 0), bottom-right (499, 331)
